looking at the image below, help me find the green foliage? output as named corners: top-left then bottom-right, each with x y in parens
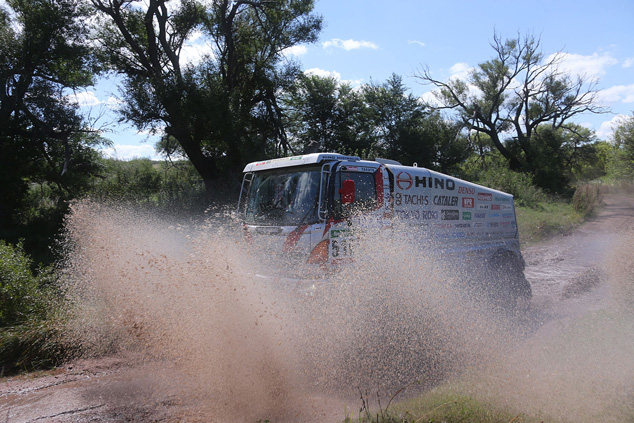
top-left (0, 241), bottom-right (69, 374)
top-left (612, 112), bottom-right (634, 160)
top-left (515, 201), bottom-right (584, 244)
top-left (348, 390), bottom-right (532, 423)
top-left (418, 32), bottom-right (605, 194)
top-left (460, 153), bottom-right (545, 208)
top-left (361, 74), bottom-right (470, 172)
top-left (88, 158), bottom-right (208, 212)
top-left (283, 73), bottom-right (471, 173)
top-left (521, 125), bottom-right (598, 194)
top-left (0, 320), bottom-right (67, 374)
top-left (602, 112), bottom-right (634, 180)
top-left (0, 241), bottom-right (56, 327)
top-left (282, 73), bottom-right (367, 153)
top-left (571, 183), bottom-right (602, 216)
top-left (0, 0), bottom-right (105, 263)
top-left (94, 0), bottom-right (323, 192)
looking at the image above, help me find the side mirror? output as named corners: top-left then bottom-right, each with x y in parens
top-left (339, 179), bottom-right (356, 205)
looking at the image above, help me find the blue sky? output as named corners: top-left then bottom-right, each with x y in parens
top-left (80, 0), bottom-right (634, 160)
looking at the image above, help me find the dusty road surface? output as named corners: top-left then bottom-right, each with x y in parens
top-left (1, 194), bottom-right (633, 423)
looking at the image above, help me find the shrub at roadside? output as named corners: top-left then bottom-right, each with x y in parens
top-left (0, 241), bottom-right (68, 375)
top-left (572, 183), bottom-right (602, 216)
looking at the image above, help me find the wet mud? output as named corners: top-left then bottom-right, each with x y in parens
top-left (1, 194), bottom-right (634, 422)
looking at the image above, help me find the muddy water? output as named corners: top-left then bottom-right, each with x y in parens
top-left (1, 195), bottom-right (634, 422)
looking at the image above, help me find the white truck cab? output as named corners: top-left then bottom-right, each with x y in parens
top-left (238, 153), bottom-right (530, 306)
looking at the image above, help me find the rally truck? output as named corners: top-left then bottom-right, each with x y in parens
top-left (237, 153), bottom-right (531, 306)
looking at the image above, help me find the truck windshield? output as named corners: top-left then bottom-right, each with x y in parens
top-left (244, 166), bottom-right (321, 226)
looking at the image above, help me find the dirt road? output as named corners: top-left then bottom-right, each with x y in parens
top-left (1, 194), bottom-right (633, 422)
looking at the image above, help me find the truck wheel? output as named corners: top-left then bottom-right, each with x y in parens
top-left (486, 252), bottom-right (532, 311)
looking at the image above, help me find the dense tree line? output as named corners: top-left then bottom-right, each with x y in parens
top-left (2, 0), bottom-right (634, 264)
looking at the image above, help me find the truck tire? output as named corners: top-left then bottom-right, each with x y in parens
top-left (486, 251), bottom-right (532, 311)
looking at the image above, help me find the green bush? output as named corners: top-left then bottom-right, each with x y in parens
top-left (477, 167), bottom-right (545, 208)
top-left (0, 241), bottom-right (57, 327)
top-left (571, 183), bottom-right (602, 216)
top-left (0, 241), bottom-right (67, 374)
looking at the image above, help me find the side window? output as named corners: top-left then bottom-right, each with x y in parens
top-left (335, 171), bottom-right (377, 216)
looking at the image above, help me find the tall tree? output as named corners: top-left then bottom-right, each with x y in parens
top-left (362, 74), bottom-right (470, 172)
top-left (0, 0), bottom-right (102, 247)
top-left (282, 74), bottom-right (370, 154)
top-left (606, 112), bottom-right (634, 179)
top-left (417, 32), bottom-right (605, 189)
top-left (92, 0), bottom-right (322, 197)
top-left (612, 112), bottom-right (634, 159)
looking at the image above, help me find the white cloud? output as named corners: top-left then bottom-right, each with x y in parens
top-left (408, 40), bottom-right (426, 48)
top-left (549, 52), bottom-right (618, 78)
top-left (449, 62), bottom-right (472, 80)
top-left (105, 96), bottom-right (123, 107)
top-left (419, 90), bottom-right (442, 107)
top-left (304, 68), bottom-right (342, 80)
top-left (282, 45), bottom-right (308, 57)
top-left (99, 144), bottom-right (162, 161)
top-left (598, 84), bottom-right (634, 104)
top-left (69, 91), bottom-right (101, 107)
top-left (597, 114), bottom-right (627, 141)
top-left (322, 38), bottom-right (378, 51)
top-left (623, 57), bottom-right (634, 68)
top-left (180, 30), bottom-right (213, 66)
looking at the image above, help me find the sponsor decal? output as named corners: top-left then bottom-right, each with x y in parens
top-left (489, 212), bottom-right (500, 218)
top-left (396, 172), bottom-right (413, 190)
top-left (462, 197), bottom-right (474, 208)
top-left (500, 222), bottom-right (511, 227)
top-left (489, 222), bottom-right (499, 227)
top-left (491, 204), bottom-right (500, 210)
top-left (478, 192), bottom-right (493, 201)
top-left (474, 222), bottom-right (484, 228)
top-left (452, 232), bottom-right (466, 238)
top-left (394, 210), bottom-right (439, 220)
top-left (441, 209), bottom-right (460, 220)
top-left (455, 223), bottom-right (471, 228)
top-left (434, 223), bottom-right (452, 229)
top-left (474, 212), bottom-right (486, 219)
top-left (404, 194), bottom-right (429, 206)
top-left (477, 204), bottom-right (490, 210)
top-left (458, 186), bottom-right (476, 194)
top-left (502, 212), bottom-right (514, 218)
top-left (395, 210), bottom-right (416, 219)
top-left (433, 195), bottom-right (459, 206)
top-left (330, 229), bottom-right (353, 238)
top-left (330, 238), bottom-right (353, 258)
top-left (494, 196), bottom-right (511, 202)
top-left (415, 176), bottom-right (456, 190)
top-left (502, 204), bottom-right (513, 210)
top-left (462, 211), bottom-right (472, 220)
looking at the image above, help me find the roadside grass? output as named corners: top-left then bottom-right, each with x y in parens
top-left (344, 387), bottom-right (538, 423)
top-left (515, 200), bottom-right (584, 245)
top-left (515, 182), bottom-right (603, 246)
top-left (0, 241), bottom-right (72, 376)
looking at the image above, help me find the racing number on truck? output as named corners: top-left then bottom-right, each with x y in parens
top-left (330, 238), bottom-right (353, 258)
